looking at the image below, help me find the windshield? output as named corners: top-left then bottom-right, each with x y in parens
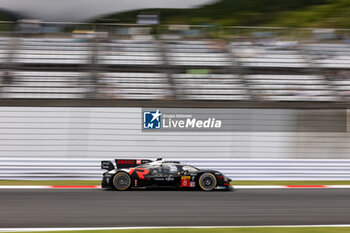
top-left (162, 164), bottom-right (178, 174)
top-left (181, 165), bottom-right (199, 172)
top-left (137, 164), bottom-right (153, 169)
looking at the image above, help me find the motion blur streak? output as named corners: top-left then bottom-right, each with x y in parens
top-left (0, 189), bottom-right (350, 227)
top-left (3, 225), bottom-right (350, 232)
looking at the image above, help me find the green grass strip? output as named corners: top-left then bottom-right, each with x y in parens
top-left (9, 227), bottom-right (350, 233)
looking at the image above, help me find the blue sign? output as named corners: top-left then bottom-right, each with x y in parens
top-left (143, 110), bottom-right (161, 129)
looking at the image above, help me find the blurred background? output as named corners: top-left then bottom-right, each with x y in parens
top-left (0, 0), bottom-right (350, 182)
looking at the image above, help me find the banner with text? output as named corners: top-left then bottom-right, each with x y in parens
top-left (141, 108), bottom-right (346, 132)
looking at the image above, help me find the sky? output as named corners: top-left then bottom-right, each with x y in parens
top-left (0, 0), bottom-right (217, 21)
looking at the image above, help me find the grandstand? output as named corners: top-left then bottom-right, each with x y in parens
top-left (0, 27), bottom-right (349, 106)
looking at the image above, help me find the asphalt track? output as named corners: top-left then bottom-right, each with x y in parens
top-left (1, 188), bottom-right (350, 227)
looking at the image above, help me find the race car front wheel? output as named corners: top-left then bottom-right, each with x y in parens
top-left (199, 173), bottom-right (217, 191)
top-left (113, 172), bottom-right (131, 191)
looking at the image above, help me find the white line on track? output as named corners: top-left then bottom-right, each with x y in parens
top-left (234, 185), bottom-right (288, 189)
top-left (0, 186), bottom-right (52, 189)
top-left (2, 225), bottom-right (350, 232)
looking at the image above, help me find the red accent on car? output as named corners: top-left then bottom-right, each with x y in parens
top-left (181, 178), bottom-right (191, 187)
top-left (128, 168), bottom-right (149, 179)
top-left (51, 186), bottom-right (97, 188)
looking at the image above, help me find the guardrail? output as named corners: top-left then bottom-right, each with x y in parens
top-left (1, 157), bottom-right (350, 180)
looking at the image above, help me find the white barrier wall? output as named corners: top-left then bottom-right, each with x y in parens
top-left (1, 158), bottom-right (350, 180)
top-left (0, 107), bottom-right (349, 159)
top-left (0, 106), bottom-right (349, 180)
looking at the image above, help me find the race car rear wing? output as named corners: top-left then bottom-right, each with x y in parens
top-left (115, 159), bottom-right (153, 169)
top-left (101, 161), bottom-right (115, 171)
top-left (101, 159), bottom-right (153, 170)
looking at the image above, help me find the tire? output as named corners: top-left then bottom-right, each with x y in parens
top-left (198, 173), bottom-right (217, 191)
top-left (113, 172), bottom-right (132, 191)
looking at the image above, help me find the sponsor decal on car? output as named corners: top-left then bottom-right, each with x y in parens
top-left (117, 160), bottom-right (135, 165)
top-left (181, 176), bottom-right (191, 187)
top-left (154, 177), bottom-right (165, 181)
top-left (165, 177), bottom-right (175, 181)
top-left (128, 168), bottom-right (149, 179)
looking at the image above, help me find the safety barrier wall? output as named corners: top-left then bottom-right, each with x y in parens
top-left (0, 106), bottom-right (350, 180)
top-left (0, 107), bottom-right (350, 159)
top-left (1, 158), bottom-right (350, 180)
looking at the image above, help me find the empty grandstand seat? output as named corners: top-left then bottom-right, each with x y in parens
top-left (173, 74), bottom-right (248, 101)
top-left (97, 72), bottom-right (172, 99)
top-left (97, 39), bottom-right (164, 66)
top-left (0, 71), bottom-right (90, 99)
top-left (231, 43), bottom-right (310, 69)
top-left (13, 38), bottom-right (91, 65)
top-left (245, 74), bottom-right (337, 101)
top-left (304, 43), bottom-right (350, 69)
top-left (0, 37), bottom-right (12, 63)
top-left (165, 40), bottom-right (232, 67)
top-left (327, 70), bottom-right (350, 101)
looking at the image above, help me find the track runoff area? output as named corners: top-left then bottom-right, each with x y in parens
top-left (1, 184), bottom-right (350, 189)
top-left (1, 186), bottom-right (350, 232)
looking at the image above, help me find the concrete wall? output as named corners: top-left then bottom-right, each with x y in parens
top-left (0, 106), bottom-right (349, 159)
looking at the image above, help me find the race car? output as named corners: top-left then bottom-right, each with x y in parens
top-left (101, 158), bottom-right (232, 191)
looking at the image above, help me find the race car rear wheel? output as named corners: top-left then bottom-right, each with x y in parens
top-left (199, 173), bottom-right (217, 191)
top-left (113, 172), bottom-right (131, 191)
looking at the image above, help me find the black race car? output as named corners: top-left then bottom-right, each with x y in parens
top-left (101, 158), bottom-right (232, 191)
